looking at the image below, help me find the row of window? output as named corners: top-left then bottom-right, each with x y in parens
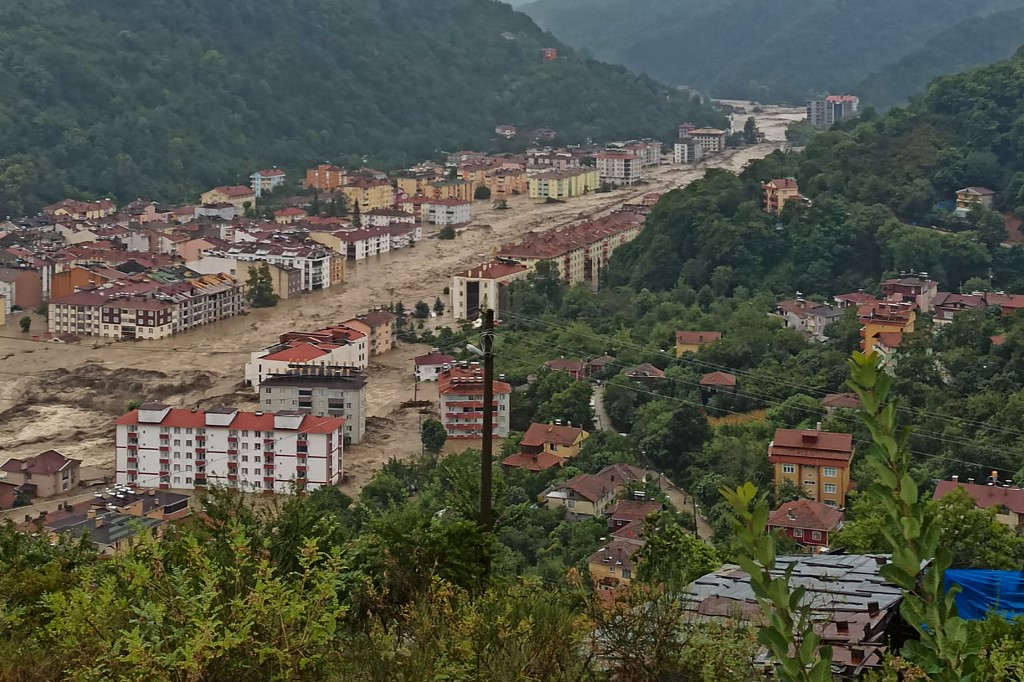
top-left (793, 529), bottom-right (823, 541)
top-left (781, 464), bottom-right (839, 478)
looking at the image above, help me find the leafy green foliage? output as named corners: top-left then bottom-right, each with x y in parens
top-left (0, 0), bottom-right (722, 215)
top-left (420, 418), bottom-right (447, 454)
top-left (246, 262), bottom-right (279, 308)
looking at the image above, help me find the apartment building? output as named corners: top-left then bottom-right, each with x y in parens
top-left (250, 168), bottom-right (286, 197)
top-left (341, 177), bottom-right (394, 213)
top-left (429, 179), bottom-right (475, 202)
top-left (364, 209), bottom-right (415, 229)
top-left (394, 170), bottom-right (442, 197)
top-left (342, 310), bottom-right (398, 355)
top-left (596, 152), bottom-right (642, 186)
top-left (48, 273), bottom-right (244, 340)
top-left (310, 228), bottom-right (391, 260)
top-left (485, 168), bottom-right (527, 198)
top-left (451, 260), bottom-right (529, 321)
top-left (259, 368), bottom-right (367, 445)
top-left (769, 428), bottom-right (854, 507)
top-left (807, 95), bottom-right (859, 127)
top-left (424, 198), bottom-right (472, 225)
top-left (213, 242), bottom-right (332, 291)
top-left (114, 404), bottom-right (345, 494)
top-left (527, 168), bottom-right (600, 200)
top-left (771, 298), bottom-right (844, 342)
top-left (673, 139), bottom-right (704, 164)
top-left (246, 330), bottom-right (368, 384)
top-left (200, 186), bottom-right (256, 211)
top-left (497, 210), bottom-right (645, 288)
top-left (438, 365), bottom-right (512, 439)
top-left (607, 140), bottom-right (663, 167)
top-left (305, 164), bottom-right (347, 192)
top-left (687, 128), bottom-right (727, 155)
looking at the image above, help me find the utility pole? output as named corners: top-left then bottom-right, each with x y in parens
top-left (479, 308), bottom-right (495, 535)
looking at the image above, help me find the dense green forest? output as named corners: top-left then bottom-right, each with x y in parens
top-left (0, 0), bottom-right (720, 216)
top-left (520, 0), bottom-right (1024, 104)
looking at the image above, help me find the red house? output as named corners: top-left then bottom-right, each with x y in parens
top-left (545, 357), bottom-right (586, 381)
top-left (766, 499), bottom-right (844, 548)
top-left (542, 48), bottom-right (558, 62)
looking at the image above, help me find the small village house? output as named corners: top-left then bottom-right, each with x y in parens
top-left (587, 538), bottom-right (643, 589)
top-left (675, 330), bottom-right (722, 356)
top-left (200, 185), bottom-right (256, 211)
top-left (767, 499), bottom-right (845, 548)
top-left (934, 476), bottom-right (1024, 528)
top-left (762, 177), bottom-right (801, 213)
top-left (544, 358), bottom-right (587, 381)
top-left (954, 186), bottom-right (995, 217)
top-left (858, 301), bottom-right (915, 354)
top-left (414, 351), bottom-right (455, 382)
top-left (0, 450), bottom-right (81, 498)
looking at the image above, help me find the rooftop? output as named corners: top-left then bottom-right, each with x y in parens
top-left (699, 371), bottom-right (736, 387)
top-left (501, 451), bottom-right (563, 472)
top-left (438, 365), bottom-right (512, 395)
top-left (415, 351), bottom-right (455, 367)
top-left (675, 331), bottom-right (722, 346)
top-left (455, 260), bottom-right (529, 281)
top-left (767, 499), bottom-right (845, 532)
top-left (114, 407), bottom-right (344, 434)
top-left (0, 450), bottom-right (80, 476)
top-left (934, 479), bottom-right (1024, 514)
top-left (521, 422), bottom-right (587, 447)
top-left (769, 428), bottom-right (854, 463)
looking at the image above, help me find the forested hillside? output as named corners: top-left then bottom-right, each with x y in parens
top-left (0, 0), bottom-right (718, 215)
top-left (521, 0), bottom-right (1024, 104)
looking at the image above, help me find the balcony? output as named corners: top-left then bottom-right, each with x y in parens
top-left (227, 461), bottom-right (238, 469)
top-left (159, 433), bottom-right (170, 440)
top-left (159, 458), bottom-right (170, 465)
top-left (227, 448), bottom-right (238, 455)
top-left (228, 436), bottom-right (238, 443)
top-left (126, 456), bottom-right (137, 464)
top-left (159, 445), bottom-right (170, 452)
top-left (263, 475), bottom-right (275, 482)
top-left (228, 474), bottom-right (238, 481)
top-left (195, 448), bottom-right (206, 456)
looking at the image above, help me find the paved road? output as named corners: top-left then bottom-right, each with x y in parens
top-left (592, 386), bottom-right (714, 541)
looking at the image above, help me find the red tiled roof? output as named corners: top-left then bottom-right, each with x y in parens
top-left (438, 366), bottom-right (512, 395)
top-left (521, 422), bottom-right (586, 447)
top-left (587, 538), bottom-right (644, 572)
top-left (611, 519), bottom-right (644, 540)
top-left (414, 352), bottom-right (455, 367)
top-left (498, 211), bottom-right (643, 260)
top-left (501, 451), bottom-right (563, 472)
top-left (274, 208), bottom-right (307, 217)
top-left (834, 292), bottom-right (877, 305)
top-left (255, 168), bottom-right (286, 177)
top-left (545, 358), bottom-right (585, 372)
top-left (767, 499), bottom-right (844, 532)
top-left (699, 371), bottom-right (736, 387)
top-left (769, 429), bottom-right (854, 463)
top-left (876, 331), bottom-right (904, 349)
top-left (455, 260), bottom-right (528, 280)
top-left (991, 334), bottom-right (1007, 346)
top-left (261, 342), bottom-right (330, 363)
top-left (934, 480), bottom-right (1024, 514)
top-left (765, 177), bottom-right (798, 190)
top-left (212, 185), bottom-right (255, 198)
top-left (821, 393), bottom-right (861, 409)
top-left (676, 331), bottom-right (722, 346)
top-left (608, 499), bottom-right (662, 524)
top-left (624, 363), bottom-right (665, 379)
top-left (554, 473), bottom-right (613, 502)
top-left (114, 407), bottom-right (343, 434)
top-left (0, 450), bottom-right (80, 476)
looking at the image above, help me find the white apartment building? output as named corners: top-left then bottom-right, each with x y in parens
top-left (387, 224), bottom-right (422, 250)
top-left (425, 199), bottom-right (472, 225)
top-left (215, 242), bottom-right (331, 291)
top-left (451, 260), bottom-right (529, 321)
top-left (364, 209), bottom-right (416, 229)
top-left (245, 336), bottom-right (369, 386)
top-left (336, 228), bottom-right (391, 260)
top-left (115, 404), bottom-right (344, 494)
top-left (688, 128), bottom-right (727, 155)
top-left (673, 140), bottom-right (704, 164)
top-left (596, 152), bottom-right (642, 186)
top-left (438, 365), bottom-right (512, 439)
top-left (250, 169), bottom-right (286, 197)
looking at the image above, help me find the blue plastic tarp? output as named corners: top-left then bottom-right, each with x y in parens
top-left (945, 569), bottom-right (1024, 621)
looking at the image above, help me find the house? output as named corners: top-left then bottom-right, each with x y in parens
top-left (341, 177), bottom-right (394, 213)
top-left (858, 301), bottom-right (915, 354)
top-left (44, 198), bottom-right (117, 221)
top-left (0, 450), bottom-right (81, 498)
top-left (769, 428), bottom-right (854, 507)
top-left (485, 168), bottom-right (527, 198)
top-left (501, 449), bottom-right (564, 472)
top-left (822, 392), bottom-right (861, 413)
top-left (932, 292), bottom-right (987, 324)
top-left (200, 185), bottom-right (256, 211)
top-left (250, 168), bottom-right (286, 197)
top-left (675, 330), bottom-right (722, 356)
top-left (541, 47), bottom-right (558, 61)
top-left (414, 351), bottom-right (455, 382)
top-left (687, 128), bottom-right (727, 155)
top-left (954, 187), bottom-right (995, 217)
top-left (425, 198), bottom-right (472, 225)
top-left (699, 371), bottom-right (736, 403)
top-left (596, 152), bottom-right (642, 186)
top-left (607, 499), bottom-right (662, 530)
top-left (880, 274), bottom-right (939, 313)
top-left (245, 333), bottom-right (368, 385)
top-left (429, 179), bottom-right (475, 203)
top-left (767, 499), bottom-right (845, 548)
top-left (544, 358), bottom-right (587, 381)
top-left (46, 509), bottom-right (166, 556)
top-left (305, 164), bottom-right (347, 192)
top-left (311, 228), bottom-right (391, 261)
top-left (673, 139), bottom-right (704, 164)
top-left (342, 310), bottom-right (397, 356)
top-left (451, 260), bottom-right (529, 321)
top-left (588, 538), bottom-right (643, 588)
top-left (834, 291), bottom-right (877, 309)
top-left (541, 464), bottom-right (652, 519)
top-left (589, 355), bottom-right (616, 376)
top-left (771, 298), bottom-right (844, 342)
top-left (437, 365), bottom-right (513, 439)
top-left (114, 404), bottom-right (345, 493)
top-left (933, 476), bottom-right (1024, 528)
top-left (273, 207), bottom-right (307, 225)
top-left (681, 554), bottom-right (899, 676)
top-left (518, 422), bottom-right (589, 461)
top-left (259, 368), bottom-right (367, 445)
top-left (762, 178), bottom-right (801, 214)
top-left (622, 363), bottom-right (665, 387)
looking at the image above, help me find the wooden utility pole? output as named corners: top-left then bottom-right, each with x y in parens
top-left (480, 308), bottom-right (495, 535)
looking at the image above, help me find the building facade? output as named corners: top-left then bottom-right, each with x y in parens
top-left (451, 260), bottom-right (529, 321)
top-left (438, 365), bottom-right (512, 439)
top-left (673, 140), bottom-right (704, 164)
top-left (527, 168), bottom-right (600, 200)
top-left (250, 169), bottom-right (286, 197)
top-left (342, 311), bottom-right (397, 356)
top-left (259, 369), bottom-right (367, 445)
top-left (114, 404), bottom-right (344, 494)
top-left (0, 450), bottom-right (81, 498)
top-left (425, 199), bottom-right (472, 225)
top-left (769, 428), bottom-right (854, 507)
top-left (687, 129), bottom-right (727, 154)
top-left (596, 152), bottom-right (642, 186)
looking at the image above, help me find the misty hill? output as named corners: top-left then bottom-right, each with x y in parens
top-left (0, 0), bottom-right (720, 215)
top-left (521, 0), bottom-right (1024, 104)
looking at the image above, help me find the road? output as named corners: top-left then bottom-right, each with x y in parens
top-left (592, 386), bottom-right (714, 540)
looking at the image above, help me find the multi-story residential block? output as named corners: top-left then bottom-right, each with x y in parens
top-left (485, 168), bottom-right (527, 198)
top-left (424, 198), bottom-right (472, 225)
top-left (0, 450), bottom-right (81, 497)
top-left (769, 428), bottom-right (854, 507)
top-left (364, 209), bottom-right (416, 229)
top-left (305, 164), bottom-right (347, 192)
top-left (48, 273), bottom-right (245, 340)
top-left (0, 280), bottom-right (13, 315)
top-left (497, 210), bottom-right (645, 288)
top-left (342, 310), bottom-right (398, 356)
top-left (310, 228), bottom-right (391, 261)
top-left (673, 139), bottom-right (704, 164)
top-left (414, 351), bottom-right (455, 382)
top-left (259, 368), bottom-right (367, 445)
top-left (527, 168), bottom-right (600, 200)
top-left (396, 195), bottom-right (434, 223)
top-left (687, 128), bottom-right (727, 155)
top-left (212, 242), bottom-right (331, 291)
top-left (450, 260), bottom-right (529, 321)
top-left (200, 186), bottom-right (256, 211)
top-left (762, 177), bottom-right (801, 213)
top-left (394, 170), bottom-right (442, 197)
top-left (44, 199), bottom-right (117, 221)
top-left (596, 152), bottom-right (642, 186)
top-left (187, 257), bottom-right (303, 300)
top-left (881, 274), bottom-right (939, 313)
top-left (246, 336), bottom-right (368, 386)
top-left (807, 95), bottom-right (859, 127)
top-left (606, 140), bottom-right (662, 167)
top-left (438, 365), bottom-right (512, 439)
top-left (341, 177), bottom-right (394, 213)
top-left (857, 301), bottom-right (915, 354)
top-left (954, 186), bottom-right (996, 217)
top-left (806, 99), bottom-right (831, 127)
top-left (114, 404), bottom-right (345, 494)
top-left (526, 149), bottom-right (581, 172)
top-left (250, 169), bottom-right (286, 197)
top-left (429, 179), bottom-right (475, 202)
top-left (674, 331), bottom-right (722, 356)
top-left (766, 500), bottom-right (845, 548)
top-left (771, 299), bottom-right (844, 342)
top-left (457, 162), bottom-right (499, 194)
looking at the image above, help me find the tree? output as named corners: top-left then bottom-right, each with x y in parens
top-left (413, 301), bottom-right (430, 319)
top-left (421, 418), bottom-right (447, 454)
top-left (773, 478), bottom-right (810, 506)
top-left (438, 224), bottom-right (456, 239)
top-left (474, 186), bottom-right (491, 200)
top-left (433, 297), bottom-right (445, 315)
top-left (742, 116), bottom-right (757, 144)
top-left (245, 263), bottom-right (279, 308)
top-left (634, 515), bottom-right (720, 592)
top-left (310, 192), bottom-right (320, 216)
top-left (19, 316), bottom-right (30, 333)
top-left (351, 201), bottom-right (362, 228)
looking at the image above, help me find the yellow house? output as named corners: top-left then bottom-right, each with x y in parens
top-left (858, 301), bottom-right (915, 354)
top-left (521, 422), bottom-right (589, 459)
top-left (342, 178), bottom-right (394, 213)
top-left (769, 428), bottom-right (854, 508)
top-left (486, 169), bottom-right (527, 198)
top-left (458, 162), bottom-right (497, 194)
top-left (200, 185), bottom-right (256, 211)
top-left (675, 330), bottom-right (723, 357)
top-left (955, 186), bottom-right (995, 213)
top-left (429, 179), bottom-right (475, 202)
top-left (527, 168), bottom-right (600, 201)
top-left (587, 538), bottom-right (643, 589)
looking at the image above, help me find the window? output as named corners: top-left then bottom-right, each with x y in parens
top-left (186, 428), bottom-right (193, 435)
top-left (242, 443), bottom-right (249, 450)
top-left (823, 483), bottom-right (837, 494)
top-left (782, 464), bottom-right (795, 474)
top-left (811, 531), bottom-right (822, 541)
top-left (824, 500), bottom-right (837, 508)
top-left (608, 565), bottom-right (615, 573)
top-left (793, 528), bottom-right (804, 537)
top-left (186, 440), bottom-right (193, 447)
top-left (823, 467), bottom-right (837, 478)
top-left (567, 500), bottom-right (575, 508)
top-left (174, 476), bottom-right (180, 484)
top-left (186, 477), bottom-right (192, 484)
top-left (174, 439), bottom-right (181, 446)
top-left (174, 427), bottom-right (181, 434)
top-left (242, 468), bottom-right (249, 475)
top-left (255, 442), bottom-right (262, 450)
top-left (254, 456), bottom-right (261, 463)
top-left (174, 465), bottom-right (180, 472)
top-left (242, 455), bottom-right (249, 462)
top-left (186, 465), bottom-right (192, 472)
